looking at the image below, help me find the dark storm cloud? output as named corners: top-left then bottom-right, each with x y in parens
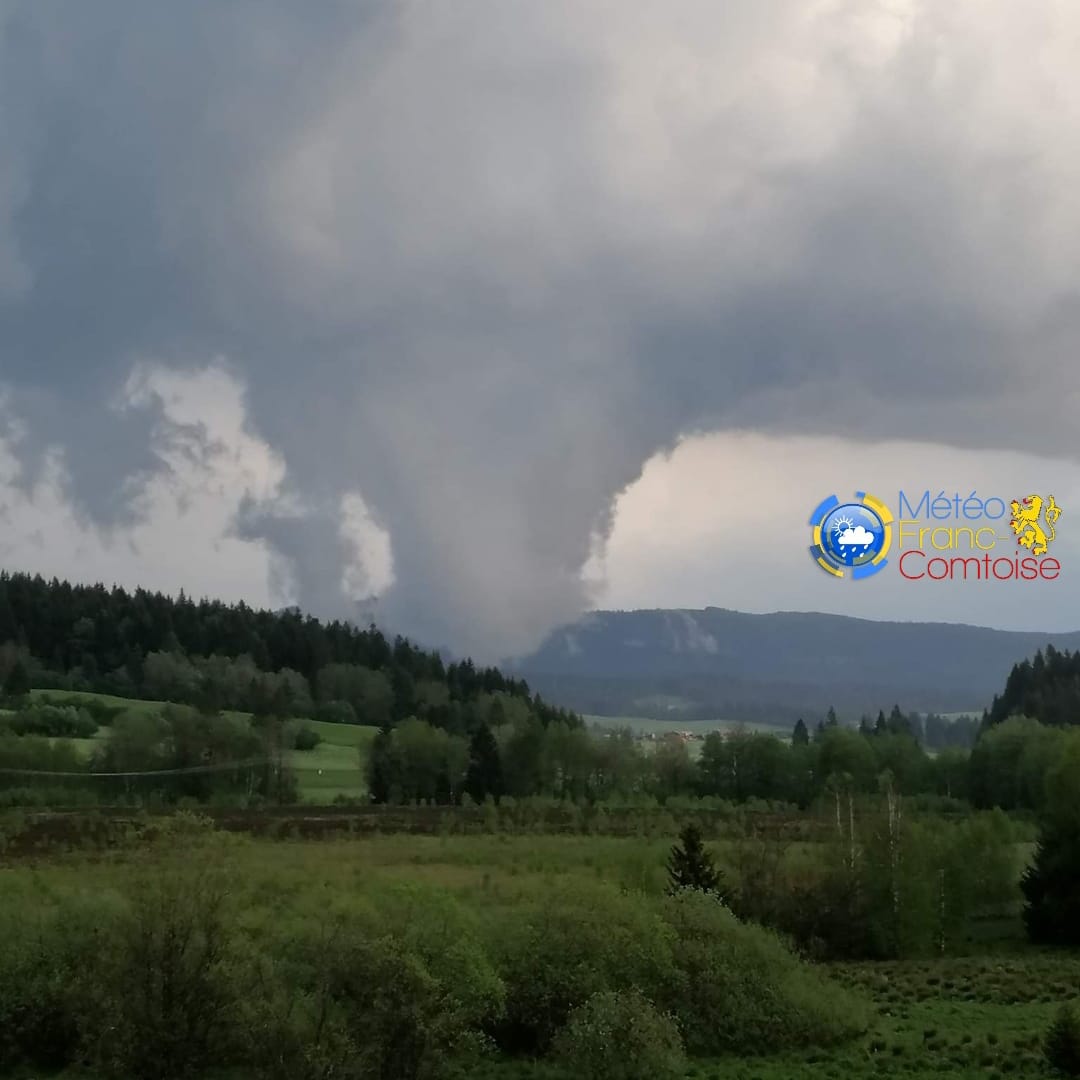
top-left (1, 0), bottom-right (1079, 654)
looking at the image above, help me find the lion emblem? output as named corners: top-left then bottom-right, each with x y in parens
top-left (1009, 494), bottom-right (1062, 556)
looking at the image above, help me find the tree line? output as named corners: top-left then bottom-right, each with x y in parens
top-left (0, 571), bottom-right (575, 730)
top-left (365, 706), bottom-right (999, 809)
top-left (985, 644), bottom-right (1080, 729)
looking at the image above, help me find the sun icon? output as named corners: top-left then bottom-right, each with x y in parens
top-left (831, 515), bottom-right (854, 538)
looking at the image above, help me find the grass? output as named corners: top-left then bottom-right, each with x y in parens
top-left (21, 688), bottom-right (379, 803)
top-left (288, 720), bottom-right (379, 802)
top-left (51, 731), bottom-right (109, 762)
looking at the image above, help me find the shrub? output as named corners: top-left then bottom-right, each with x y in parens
top-left (0, 895), bottom-right (113, 1072)
top-left (659, 889), bottom-right (869, 1055)
top-left (314, 700), bottom-right (359, 726)
top-left (244, 885), bottom-right (503, 1080)
top-left (293, 725), bottom-right (321, 751)
top-left (552, 989), bottom-right (685, 1080)
top-left (1046, 1004), bottom-right (1080, 1076)
top-left (487, 881), bottom-right (677, 1055)
top-left (83, 833), bottom-right (248, 1079)
top-left (9, 704), bottom-right (97, 738)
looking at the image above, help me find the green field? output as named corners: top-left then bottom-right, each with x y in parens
top-left (286, 718), bottom-right (378, 801)
top-left (19, 688), bottom-right (379, 803)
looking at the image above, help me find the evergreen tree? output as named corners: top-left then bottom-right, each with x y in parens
top-left (791, 718), bottom-right (809, 747)
top-left (874, 710), bottom-right (887, 736)
top-left (3, 658), bottom-right (30, 700)
top-left (0, 582), bottom-right (17, 642)
top-left (465, 722), bottom-right (504, 804)
top-left (667, 823), bottom-right (726, 899)
top-left (887, 704), bottom-right (911, 737)
top-left (1022, 742), bottom-right (1080, 945)
top-left (826, 706), bottom-right (838, 727)
top-left (367, 725), bottom-right (394, 804)
top-left (1021, 820), bottom-right (1080, 945)
top-left (858, 716), bottom-right (872, 737)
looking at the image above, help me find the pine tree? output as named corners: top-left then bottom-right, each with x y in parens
top-left (826, 706), bottom-right (839, 727)
top-left (888, 704), bottom-right (910, 737)
top-left (1021, 820), bottom-right (1080, 945)
top-left (367, 725), bottom-right (394, 804)
top-left (792, 718), bottom-right (809, 747)
top-left (0, 582), bottom-right (17, 643)
top-left (667, 824), bottom-right (727, 899)
top-left (465, 722), bottom-right (504, 804)
top-left (3, 658), bottom-right (30, 701)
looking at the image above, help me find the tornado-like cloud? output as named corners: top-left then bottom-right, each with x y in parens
top-left (2, 1), bottom-right (1080, 656)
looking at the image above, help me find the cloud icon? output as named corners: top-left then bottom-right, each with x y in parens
top-left (837, 524), bottom-right (875, 547)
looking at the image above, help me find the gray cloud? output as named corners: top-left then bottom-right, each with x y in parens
top-left (1, 1), bottom-right (1079, 656)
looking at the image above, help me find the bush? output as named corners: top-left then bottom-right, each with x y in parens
top-left (244, 884), bottom-right (503, 1080)
top-left (314, 700), bottom-right (359, 726)
top-left (659, 889), bottom-right (869, 1055)
top-left (9, 704), bottom-right (97, 738)
top-left (0, 898), bottom-right (110, 1072)
top-left (551, 989), bottom-right (684, 1080)
top-left (293, 725), bottom-right (321, 751)
top-left (33, 694), bottom-right (130, 727)
top-left (1047, 1004), bottom-right (1080, 1076)
top-left (83, 833), bottom-right (248, 1079)
top-left (487, 882), bottom-right (677, 1055)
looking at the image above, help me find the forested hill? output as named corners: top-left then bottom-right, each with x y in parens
top-left (509, 608), bottom-right (1080, 724)
top-left (0, 571), bottom-right (578, 730)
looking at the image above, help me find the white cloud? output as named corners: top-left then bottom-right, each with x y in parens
top-left (340, 492), bottom-right (395, 601)
top-left (590, 431), bottom-right (1080, 633)
top-left (0, 365), bottom-right (285, 606)
top-left (837, 524), bottom-right (875, 547)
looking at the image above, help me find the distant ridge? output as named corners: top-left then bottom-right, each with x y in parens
top-left (507, 607), bottom-right (1080, 726)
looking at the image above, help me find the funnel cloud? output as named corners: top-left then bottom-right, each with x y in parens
top-left (2, 2), bottom-right (1080, 656)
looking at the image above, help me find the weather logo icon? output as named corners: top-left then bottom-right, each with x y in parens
top-left (809, 492), bottom-right (893, 579)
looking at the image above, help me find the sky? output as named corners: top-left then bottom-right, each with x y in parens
top-left (1, 1), bottom-right (1079, 658)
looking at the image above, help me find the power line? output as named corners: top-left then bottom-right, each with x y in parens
top-left (0, 757), bottom-right (270, 779)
